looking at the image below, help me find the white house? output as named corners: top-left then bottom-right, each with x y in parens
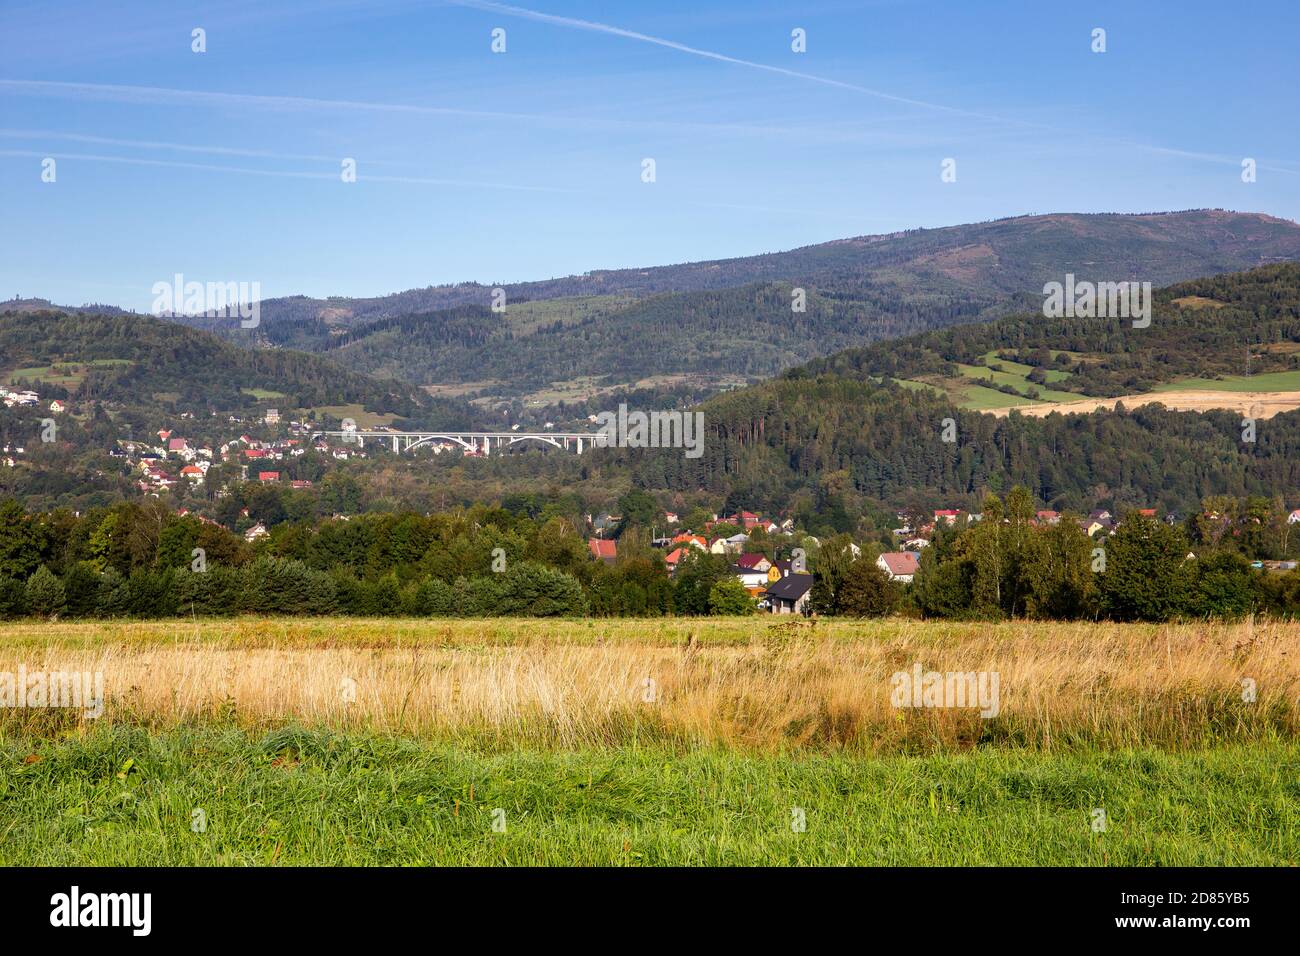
top-left (877, 551), bottom-right (921, 583)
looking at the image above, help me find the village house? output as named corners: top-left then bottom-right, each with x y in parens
top-left (244, 523), bottom-right (269, 542)
top-left (762, 573), bottom-right (813, 614)
top-left (722, 532), bottom-right (750, 553)
top-left (734, 553), bottom-right (772, 573)
top-left (877, 551), bottom-right (921, 583)
top-left (168, 438), bottom-right (196, 461)
top-left (3, 389), bottom-right (40, 407)
top-left (588, 538), bottom-right (617, 565)
top-left (730, 563), bottom-right (771, 593)
top-left (1079, 516), bottom-right (1113, 537)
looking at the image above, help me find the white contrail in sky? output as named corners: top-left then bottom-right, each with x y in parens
top-left (0, 78), bottom-right (546, 122)
top-left (448, 0), bottom-right (1298, 172)
top-left (0, 79), bottom-right (946, 146)
top-left (0, 148), bottom-right (577, 192)
top-left (448, 0), bottom-right (1027, 126)
top-left (0, 128), bottom-right (394, 166)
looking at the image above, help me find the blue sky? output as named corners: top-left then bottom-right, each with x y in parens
top-left (2, 0), bottom-right (1297, 311)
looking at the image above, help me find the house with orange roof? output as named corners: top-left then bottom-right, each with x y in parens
top-left (588, 538), bottom-right (617, 564)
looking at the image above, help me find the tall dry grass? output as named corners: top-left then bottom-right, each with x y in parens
top-left (1, 617), bottom-right (1296, 753)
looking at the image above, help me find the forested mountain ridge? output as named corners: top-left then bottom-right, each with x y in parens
top-left (240, 209), bottom-right (1300, 326)
top-left (637, 376), bottom-right (1300, 519)
top-left (0, 309), bottom-right (477, 428)
top-left (593, 264), bottom-right (1300, 521)
top-left (170, 210), bottom-right (1300, 403)
top-left (794, 263), bottom-right (1300, 403)
top-left (322, 284), bottom-right (951, 388)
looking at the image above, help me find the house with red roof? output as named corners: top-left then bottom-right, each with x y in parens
top-left (876, 551), bottom-right (921, 583)
top-left (588, 538), bottom-right (617, 564)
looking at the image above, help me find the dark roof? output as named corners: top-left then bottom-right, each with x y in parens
top-left (764, 573), bottom-right (813, 601)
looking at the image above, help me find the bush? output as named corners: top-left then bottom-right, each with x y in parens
top-left (708, 578), bottom-right (755, 616)
top-left (496, 563), bottom-right (589, 617)
top-left (1100, 515), bottom-right (1192, 622)
top-left (1187, 551), bottom-right (1258, 619)
top-left (406, 577), bottom-right (455, 616)
top-left (122, 569), bottom-right (179, 618)
top-left (240, 557), bottom-right (337, 616)
top-left (0, 577), bottom-right (27, 619)
top-left (452, 575), bottom-right (504, 616)
top-left (62, 561), bottom-right (103, 617)
top-left (835, 560), bottom-right (900, 617)
top-left (25, 565), bottom-right (66, 618)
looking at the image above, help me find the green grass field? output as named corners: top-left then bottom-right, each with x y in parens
top-left (956, 362), bottom-right (1082, 404)
top-left (2, 726), bottom-right (1294, 865)
top-left (5, 359), bottom-right (133, 388)
top-left (1153, 370), bottom-right (1300, 392)
top-left (1, 617), bottom-right (1295, 866)
top-left (240, 387), bottom-right (288, 401)
top-left (311, 404), bottom-right (400, 428)
top-left (502, 295), bottom-right (636, 335)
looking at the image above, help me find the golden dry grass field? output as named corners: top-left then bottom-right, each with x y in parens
top-left (2, 617), bottom-right (1296, 753)
top-left (2, 618), bottom-right (1298, 865)
top-left (985, 389), bottom-right (1300, 419)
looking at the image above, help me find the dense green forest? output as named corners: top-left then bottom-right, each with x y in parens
top-left (801, 263), bottom-right (1300, 397)
top-left (623, 378), bottom-right (1300, 519)
top-left (0, 309), bottom-right (479, 427)
top-left (315, 284), bottom-right (979, 391)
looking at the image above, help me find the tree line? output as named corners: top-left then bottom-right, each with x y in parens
top-left (1, 490), bottom-right (1297, 621)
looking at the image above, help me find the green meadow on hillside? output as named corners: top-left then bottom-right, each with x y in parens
top-left (1153, 370), bottom-right (1300, 393)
